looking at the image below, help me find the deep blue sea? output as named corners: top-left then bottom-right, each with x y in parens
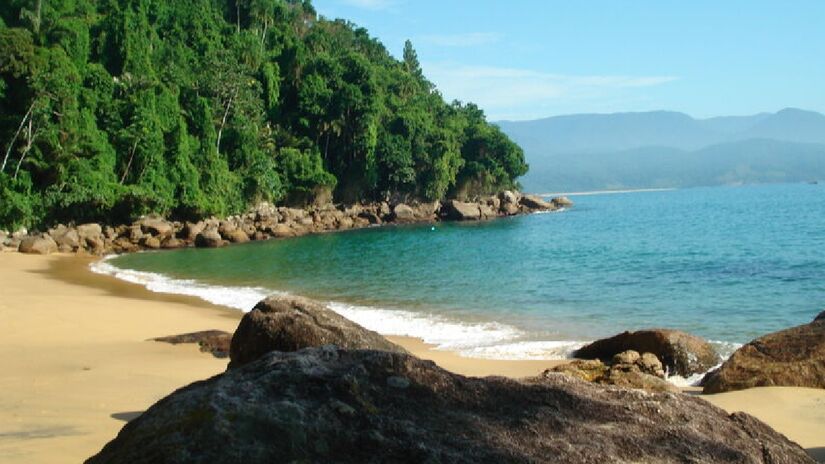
top-left (97, 183), bottom-right (825, 370)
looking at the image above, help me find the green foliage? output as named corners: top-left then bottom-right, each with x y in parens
top-left (0, 0), bottom-right (526, 229)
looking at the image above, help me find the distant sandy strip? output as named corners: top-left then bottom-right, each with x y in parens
top-left (0, 253), bottom-right (822, 462)
top-left (540, 187), bottom-right (677, 196)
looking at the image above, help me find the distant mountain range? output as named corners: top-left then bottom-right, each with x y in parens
top-left (497, 108), bottom-right (825, 192)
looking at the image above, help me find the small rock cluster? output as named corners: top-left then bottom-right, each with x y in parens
top-left (1, 191), bottom-right (572, 255)
top-left (545, 349), bottom-right (679, 393)
top-left (574, 328), bottom-right (721, 377)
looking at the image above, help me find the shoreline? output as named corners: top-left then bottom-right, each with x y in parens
top-left (2, 253), bottom-right (824, 462)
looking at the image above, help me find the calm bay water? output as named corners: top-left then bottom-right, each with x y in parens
top-left (100, 183), bottom-right (825, 361)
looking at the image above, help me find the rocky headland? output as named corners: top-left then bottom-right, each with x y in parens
top-left (0, 191), bottom-right (571, 256)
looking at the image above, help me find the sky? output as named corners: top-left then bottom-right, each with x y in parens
top-left (312, 0), bottom-right (825, 121)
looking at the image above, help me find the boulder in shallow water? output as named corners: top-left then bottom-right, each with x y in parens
top-left (702, 312), bottom-right (825, 393)
top-left (18, 235), bottom-right (57, 255)
top-left (574, 329), bottom-right (720, 377)
top-left (86, 346), bottom-right (814, 464)
top-left (228, 295), bottom-right (408, 368)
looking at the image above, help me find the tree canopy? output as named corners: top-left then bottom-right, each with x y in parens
top-left (0, 0), bottom-right (527, 229)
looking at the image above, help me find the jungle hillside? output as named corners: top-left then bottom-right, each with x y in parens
top-left (0, 0), bottom-right (527, 229)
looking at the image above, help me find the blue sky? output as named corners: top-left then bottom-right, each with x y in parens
top-left (312, 0), bottom-right (825, 121)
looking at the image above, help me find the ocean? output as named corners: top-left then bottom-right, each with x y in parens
top-left (94, 183), bottom-right (825, 376)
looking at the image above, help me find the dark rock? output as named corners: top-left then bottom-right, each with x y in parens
top-left (358, 211), bottom-right (382, 225)
top-left (702, 314), bottom-right (825, 393)
top-left (442, 200), bottom-right (481, 220)
top-left (575, 329), bottom-right (720, 377)
top-left (87, 347), bottom-right (814, 464)
top-left (153, 330), bottom-right (232, 358)
top-left (194, 230), bottom-right (224, 248)
top-left (19, 235), bottom-right (58, 254)
top-left (229, 295), bottom-right (407, 368)
top-left (814, 310), bottom-right (825, 322)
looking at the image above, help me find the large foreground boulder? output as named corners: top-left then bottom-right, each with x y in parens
top-left (228, 295), bottom-right (407, 368)
top-left (87, 346), bottom-right (813, 464)
top-left (702, 312), bottom-right (825, 394)
top-left (574, 329), bottom-right (720, 377)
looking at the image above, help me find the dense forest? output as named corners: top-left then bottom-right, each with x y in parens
top-left (0, 0), bottom-right (527, 229)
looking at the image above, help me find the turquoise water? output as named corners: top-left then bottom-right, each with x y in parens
top-left (101, 183), bottom-right (825, 361)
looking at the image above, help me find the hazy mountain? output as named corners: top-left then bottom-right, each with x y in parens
top-left (497, 108), bottom-right (825, 192)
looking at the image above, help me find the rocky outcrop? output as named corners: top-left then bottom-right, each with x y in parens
top-left (442, 199), bottom-right (482, 220)
top-left (546, 350), bottom-right (678, 393)
top-left (574, 329), bottom-right (720, 377)
top-left (194, 229), bottom-right (224, 248)
top-left (87, 346), bottom-right (814, 464)
top-left (702, 312), bottom-right (825, 394)
top-left (18, 235), bottom-right (57, 255)
top-left (153, 330), bottom-right (233, 358)
top-left (10, 190), bottom-right (570, 256)
top-left (391, 203), bottom-right (416, 222)
top-left (519, 194), bottom-right (555, 210)
top-left (228, 295), bottom-right (407, 368)
top-left (552, 196), bottom-right (574, 208)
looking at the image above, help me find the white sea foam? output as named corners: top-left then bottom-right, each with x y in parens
top-left (539, 188), bottom-right (676, 197)
top-left (90, 255), bottom-right (274, 311)
top-left (327, 302), bottom-right (528, 353)
top-left (90, 256), bottom-right (741, 372)
top-left (457, 340), bottom-right (587, 361)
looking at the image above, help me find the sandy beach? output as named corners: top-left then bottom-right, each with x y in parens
top-left (1, 253), bottom-right (823, 462)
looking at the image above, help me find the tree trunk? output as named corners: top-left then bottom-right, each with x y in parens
top-left (216, 94), bottom-right (234, 156)
top-left (2, 103), bottom-right (34, 174)
top-left (120, 138), bottom-right (140, 184)
top-left (13, 116), bottom-right (34, 180)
